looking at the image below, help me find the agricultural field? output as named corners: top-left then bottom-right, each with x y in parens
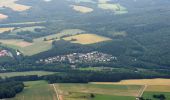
top-left (71, 5), bottom-right (93, 13)
top-left (5, 79), bottom-right (170, 100)
top-left (0, 71), bottom-right (56, 78)
top-left (54, 83), bottom-right (141, 100)
top-left (0, 29), bottom-right (86, 55)
top-left (91, 78), bottom-right (170, 85)
top-left (7, 81), bottom-right (57, 100)
top-left (0, 39), bottom-right (33, 47)
top-left (0, 0), bottom-right (31, 12)
top-left (92, 79), bottom-right (170, 100)
top-left (0, 27), bottom-right (14, 33)
top-left (63, 34), bottom-right (112, 44)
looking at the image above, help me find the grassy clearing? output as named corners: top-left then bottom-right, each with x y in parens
top-left (0, 27), bottom-right (14, 33)
top-left (91, 79), bottom-right (170, 85)
top-left (7, 81), bottom-right (57, 100)
top-left (0, 71), bottom-right (56, 78)
top-left (143, 92), bottom-right (170, 100)
top-left (63, 34), bottom-right (112, 44)
top-left (98, 3), bottom-right (128, 14)
top-left (55, 83), bottom-right (142, 100)
top-left (71, 5), bottom-right (93, 13)
top-left (0, 0), bottom-right (31, 12)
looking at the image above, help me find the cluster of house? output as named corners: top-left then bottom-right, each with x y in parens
top-left (37, 51), bottom-right (117, 64)
top-left (0, 50), bottom-right (12, 57)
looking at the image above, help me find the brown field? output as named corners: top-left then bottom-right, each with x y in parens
top-left (91, 78), bottom-right (170, 85)
top-left (71, 5), bottom-right (93, 13)
top-left (0, 27), bottom-right (14, 33)
top-left (0, 0), bottom-right (31, 12)
top-left (0, 14), bottom-right (8, 20)
top-left (146, 85), bottom-right (170, 92)
top-left (63, 34), bottom-right (112, 44)
top-left (0, 39), bottom-right (32, 47)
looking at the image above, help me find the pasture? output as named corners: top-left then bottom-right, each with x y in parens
top-left (7, 81), bottom-right (57, 100)
top-left (71, 5), bottom-right (93, 13)
top-left (63, 34), bottom-right (112, 44)
top-left (0, 71), bottom-right (56, 78)
top-left (0, 0), bottom-right (31, 12)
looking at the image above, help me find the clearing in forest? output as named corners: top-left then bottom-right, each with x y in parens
top-left (71, 5), bottom-right (93, 13)
top-left (63, 34), bottom-right (112, 44)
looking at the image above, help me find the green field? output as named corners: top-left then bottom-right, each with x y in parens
top-left (92, 94), bottom-right (135, 100)
top-left (143, 91), bottom-right (170, 100)
top-left (0, 71), bottom-right (55, 78)
top-left (7, 81), bottom-right (57, 100)
top-left (55, 83), bottom-right (142, 100)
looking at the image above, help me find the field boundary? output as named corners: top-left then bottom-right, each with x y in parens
top-left (53, 84), bottom-right (60, 100)
top-left (138, 85), bottom-right (147, 97)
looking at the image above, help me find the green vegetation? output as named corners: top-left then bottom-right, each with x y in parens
top-left (142, 92), bottom-right (170, 100)
top-left (92, 94), bottom-right (135, 100)
top-left (0, 71), bottom-right (56, 78)
top-left (7, 81), bottom-right (57, 100)
top-left (56, 83), bottom-right (139, 100)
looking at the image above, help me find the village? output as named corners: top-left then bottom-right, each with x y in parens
top-left (37, 51), bottom-right (117, 64)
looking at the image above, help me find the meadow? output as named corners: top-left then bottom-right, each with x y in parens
top-left (0, 71), bottom-right (56, 78)
top-left (7, 81), bottom-right (57, 100)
